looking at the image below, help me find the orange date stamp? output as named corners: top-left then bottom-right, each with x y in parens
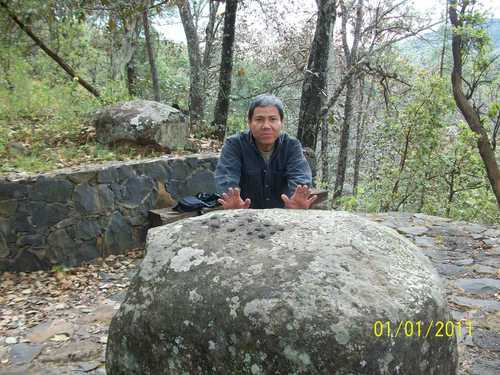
top-left (372, 320), bottom-right (473, 338)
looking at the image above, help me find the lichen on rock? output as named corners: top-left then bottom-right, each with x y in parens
top-left (106, 210), bottom-right (457, 374)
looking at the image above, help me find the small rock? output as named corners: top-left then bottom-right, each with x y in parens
top-left (471, 232), bottom-right (484, 240)
top-left (74, 361), bottom-right (100, 372)
top-left (437, 263), bottom-right (466, 276)
top-left (482, 229), bottom-right (500, 238)
top-left (469, 264), bottom-right (498, 275)
top-left (27, 319), bottom-right (74, 343)
top-left (455, 278), bottom-right (500, 294)
top-left (450, 296), bottom-right (500, 312)
top-left (54, 303), bottom-right (67, 310)
top-left (484, 238), bottom-right (499, 247)
top-left (5, 337), bottom-right (18, 344)
top-left (397, 226), bottom-right (429, 236)
top-left (50, 333), bottom-right (70, 342)
top-left (38, 340), bottom-right (101, 364)
top-left (470, 359), bottom-right (500, 375)
top-left (9, 343), bottom-right (43, 365)
top-left (415, 236), bottom-right (436, 247)
top-left (452, 258), bottom-right (474, 266)
top-left (486, 246), bottom-right (500, 256)
top-left (472, 328), bottom-right (500, 351)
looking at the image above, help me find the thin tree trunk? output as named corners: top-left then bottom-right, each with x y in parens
top-left (333, 0), bottom-right (363, 201)
top-left (319, 65), bottom-right (357, 119)
top-left (125, 19), bottom-right (140, 97)
top-left (449, 0), bottom-right (500, 206)
top-left (297, 0), bottom-right (337, 151)
top-left (439, 1), bottom-right (449, 77)
top-left (143, 8), bottom-right (161, 101)
top-left (320, 114), bottom-right (329, 187)
top-left (353, 78), bottom-right (371, 195)
top-left (333, 78), bottom-right (356, 199)
top-left (446, 171), bottom-right (456, 216)
top-left (0, 0), bottom-right (100, 98)
top-left (213, 0), bottom-right (238, 141)
top-left (178, 0), bottom-right (204, 131)
top-left (382, 125), bottom-right (412, 211)
top-left (109, 21), bottom-right (116, 80)
top-left (202, 0), bottom-right (220, 93)
top-left (126, 58), bottom-right (137, 97)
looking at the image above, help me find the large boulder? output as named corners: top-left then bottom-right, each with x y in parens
top-left (106, 210), bottom-right (457, 374)
top-left (93, 100), bottom-right (188, 151)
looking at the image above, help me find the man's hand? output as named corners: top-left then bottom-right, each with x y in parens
top-left (218, 187), bottom-right (251, 209)
top-left (281, 185), bottom-right (318, 209)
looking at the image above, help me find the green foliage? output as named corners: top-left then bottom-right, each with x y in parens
top-left (1, 0), bottom-right (497, 225)
top-left (346, 72), bottom-right (499, 224)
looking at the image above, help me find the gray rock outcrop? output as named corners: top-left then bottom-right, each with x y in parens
top-left (93, 100), bottom-right (188, 150)
top-left (106, 210), bottom-right (458, 374)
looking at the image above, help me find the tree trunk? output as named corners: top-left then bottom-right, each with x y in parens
top-left (333, 0), bottom-right (363, 201)
top-left (143, 8), bottom-right (161, 101)
top-left (297, 0), bottom-right (336, 151)
top-left (449, 0), bottom-right (500, 206)
top-left (439, 1), bottom-right (449, 77)
top-left (125, 19), bottom-right (141, 98)
top-left (320, 115), bottom-right (329, 187)
top-left (178, 0), bottom-right (204, 131)
top-left (446, 171), bottom-right (456, 216)
top-left (353, 78), bottom-right (371, 195)
top-left (126, 57), bottom-right (138, 97)
top-left (212, 0), bottom-right (238, 141)
top-left (333, 77), bottom-right (355, 200)
top-left (202, 0), bottom-right (220, 90)
top-left (0, 0), bottom-right (100, 98)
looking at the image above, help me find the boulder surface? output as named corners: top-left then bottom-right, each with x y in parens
top-left (93, 100), bottom-right (188, 150)
top-left (106, 210), bottom-right (457, 374)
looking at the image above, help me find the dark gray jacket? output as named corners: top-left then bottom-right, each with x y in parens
top-left (215, 130), bottom-right (312, 209)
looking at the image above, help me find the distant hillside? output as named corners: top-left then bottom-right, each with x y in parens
top-left (398, 18), bottom-right (500, 63)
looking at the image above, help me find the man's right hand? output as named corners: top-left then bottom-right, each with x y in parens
top-left (218, 187), bottom-right (251, 209)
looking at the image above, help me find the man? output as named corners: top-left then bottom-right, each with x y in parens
top-left (215, 94), bottom-right (318, 209)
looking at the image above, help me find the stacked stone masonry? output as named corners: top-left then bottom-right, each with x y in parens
top-left (0, 154), bottom-right (219, 272)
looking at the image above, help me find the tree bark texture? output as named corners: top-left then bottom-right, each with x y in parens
top-left (213, 0), bottom-right (238, 141)
top-left (178, 0), bottom-right (205, 130)
top-left (297, 0), bottom-right (336, 150)
top-left (143, 8), bottom-right (161, 101)
top-left (449, 0), bottom-right (500, 206)
top-left (0, 0), bottom-right (101, 98)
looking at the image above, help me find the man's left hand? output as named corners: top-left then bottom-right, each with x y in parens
top-left (281, 185), bottom-right (318, 209)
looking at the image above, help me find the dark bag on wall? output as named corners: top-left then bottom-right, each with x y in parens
top-left (173, 193), bottom-right (221, 212)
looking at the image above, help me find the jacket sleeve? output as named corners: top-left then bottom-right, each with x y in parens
top-left (215, 137), bottom-right (242, 194)
top-left (285, 139), bottom-right (312, 196)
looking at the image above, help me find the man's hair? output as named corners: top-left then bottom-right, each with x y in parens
top-left (247, 94), bottom-right (284, 122)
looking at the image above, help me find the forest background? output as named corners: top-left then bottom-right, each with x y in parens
top-left (1, 0), bottom-right (499, 224)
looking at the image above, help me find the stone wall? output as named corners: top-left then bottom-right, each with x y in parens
top-left (0, 154), bottom-right (219, 272)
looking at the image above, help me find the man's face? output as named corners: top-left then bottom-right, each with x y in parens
top-left (248, 106), bottom-right (283, 150)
